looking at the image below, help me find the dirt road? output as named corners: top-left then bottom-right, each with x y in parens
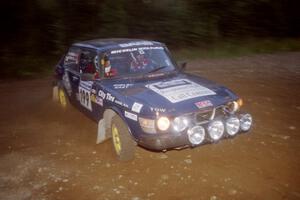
top-left (0, 52), bottom-right (299, 200)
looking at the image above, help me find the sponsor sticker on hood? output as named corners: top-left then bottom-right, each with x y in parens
top-left (146, 79), bottom-right (216, 103)
top-left (195, 100), bottom-right (213, 109)
top-left (132, 102), bottom-right (143, 113)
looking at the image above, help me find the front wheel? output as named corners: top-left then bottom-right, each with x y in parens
top-left (111, 115), bottom-right (136, 161)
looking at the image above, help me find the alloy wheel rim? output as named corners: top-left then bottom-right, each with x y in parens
top-left (59, 89), bottom-right (67, 108)
top-left (112, 125), bottom-right (121, 155)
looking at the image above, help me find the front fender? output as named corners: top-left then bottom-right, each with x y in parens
top-left (110, 105), bottom-right (137, 141)
top-left (96, 106), bottom-right (137, 144)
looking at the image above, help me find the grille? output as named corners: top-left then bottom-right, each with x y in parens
top-left (195, 106), bottom-right (226, 124)
top-left (195, 109), bottom-right (214, 123)
top-left (214, 106), bottom-right (226, 118)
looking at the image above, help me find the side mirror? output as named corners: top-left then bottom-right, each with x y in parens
top-left (178, 61), bottom-right (187, 71)
top-left (81, 73), bottom-right (94, 81)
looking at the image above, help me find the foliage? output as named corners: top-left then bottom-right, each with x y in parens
top-left (0, 0), bottom-right (299, 78)
top-left (173, 38), bottom-right (300, 60)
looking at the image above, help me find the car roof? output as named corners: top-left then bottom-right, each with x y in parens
top-left (73, 38), bottom-right (164, 51)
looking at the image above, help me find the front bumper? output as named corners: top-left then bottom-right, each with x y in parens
top-left (138, 131), bottom-right (190, 151)
top-left (136, 111), bottom-right (252, 151)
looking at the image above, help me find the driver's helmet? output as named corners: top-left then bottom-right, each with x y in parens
top-left (101, 54), bottom-right (117, 77)
top-left (103, 55), bottom-right (111, 72)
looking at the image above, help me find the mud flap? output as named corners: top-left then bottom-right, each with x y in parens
top-left (97, 119), bottom-right (106, 144)
top-left (96, 109), bottom-right (115, 144)
top-left (53, 86), bottom-right (59, 102)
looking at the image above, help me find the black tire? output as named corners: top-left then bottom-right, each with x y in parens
top-left (111, 115), bottom-right (136, 161)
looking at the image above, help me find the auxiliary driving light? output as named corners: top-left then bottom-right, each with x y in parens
top-left (240, 113), bottom-right (252, 131)
top-left (157, 116), bottom-right (170, 131)
top-left (225, 117), bottom-right (240, 136)
top-left (208, 120), bottom-right (224, 141)
top-left (226, 99), bottom-right (243, 114)
top-left (173, 116), bottom-right (189, 132)
top-left (187, 126), bottom-right (205, 145)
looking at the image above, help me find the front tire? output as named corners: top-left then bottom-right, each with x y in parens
top-left (111, 115), bottom-right (136, 161)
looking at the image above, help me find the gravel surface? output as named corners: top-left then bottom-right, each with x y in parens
top-left (0, 52), bottom-right (299, 200)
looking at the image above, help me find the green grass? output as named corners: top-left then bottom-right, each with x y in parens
top-left (0, 55), bottom-right (56, 79)
top-left (173, 38), bottom-right (300, 60)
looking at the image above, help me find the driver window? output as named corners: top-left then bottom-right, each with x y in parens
top-left (64, 47), bottom-right (81, 71)
top-left (79, 49), bottom-right (100, 79)
top-left (79, 50), bottom-right (95, 74)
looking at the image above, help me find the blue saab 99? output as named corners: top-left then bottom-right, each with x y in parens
top-left (53, 38), bottom-right (253, 161)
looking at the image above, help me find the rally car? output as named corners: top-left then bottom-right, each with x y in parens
top-left (53, 38), bottom-right (253, 161)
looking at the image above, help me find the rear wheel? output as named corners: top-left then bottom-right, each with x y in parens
top-left (58, 87), bottom-right (69, 110)
top-left (111, 115), bottom-right (136, 161)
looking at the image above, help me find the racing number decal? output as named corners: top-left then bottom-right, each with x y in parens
top-left (79, 87), bottom-right (92, 111)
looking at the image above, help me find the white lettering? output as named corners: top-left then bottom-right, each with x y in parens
top-left (98, 90), bottom-right (106, 99)
top-left (119, 41), bottom-right (153, 48)
top-left (150, 107), bottom-right (166, 112)
top-left (125, 111), bottom-right (137, 121)
top-left (106, 93), bottom-right (115, 102)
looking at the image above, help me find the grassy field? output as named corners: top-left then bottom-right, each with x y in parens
top-left (173, 38), bottom-right (300, 60)
top-left (1, 38), bottom-right (300, 79)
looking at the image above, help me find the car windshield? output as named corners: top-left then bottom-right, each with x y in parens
top-left (105, 46), bottom-right (176, 77)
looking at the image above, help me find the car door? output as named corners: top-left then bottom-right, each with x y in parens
top-left (61, 46), bottom-right (81, 103)
top-left (76, 48), bottom-right (99, 117)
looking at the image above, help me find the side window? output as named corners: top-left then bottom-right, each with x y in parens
top-left (64, 47), bottom-right (80, 71)
top-left (79, 49), bottom-right (97, 74)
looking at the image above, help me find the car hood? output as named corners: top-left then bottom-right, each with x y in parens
top-left (102, 72), bottom-right (238, 116)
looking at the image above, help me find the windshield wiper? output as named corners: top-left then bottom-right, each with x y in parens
top-left (147, 65), bottom-right (168, 73)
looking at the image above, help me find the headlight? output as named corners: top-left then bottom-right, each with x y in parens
top-left (139, 117), bottom-right (156, 134)
top-left (240, 113), bottom-right (252, 131)
top-left (173, 116), bottom-right (189, 132)
top-left (225, 117), bottom-right (240, 136)
top-left (226, 99), bottom-right (243, 114)
top-left (207, 120), bottom-right (224, 141)
top-left (237, 98), bottom-right (243, 107)
top-left (157, 116), bottom-right (170, 131)
top-left (187, 126), bottom-right (205, 145)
